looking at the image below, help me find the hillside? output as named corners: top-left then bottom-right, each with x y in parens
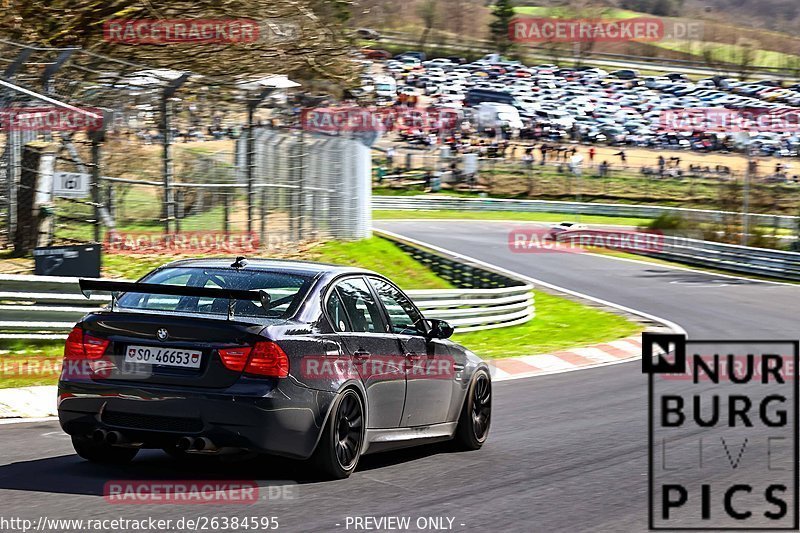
top-left (349, 0), bottom-right (800, 71)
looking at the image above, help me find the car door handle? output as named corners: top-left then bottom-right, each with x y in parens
top-left (353, 350), bottom-right (371, 360)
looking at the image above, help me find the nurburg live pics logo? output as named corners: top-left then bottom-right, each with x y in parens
top-left (643, 332), bottom-right (799, 530)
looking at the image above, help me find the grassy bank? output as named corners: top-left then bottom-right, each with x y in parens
top-left (453, 290), bottom-right (641, 359)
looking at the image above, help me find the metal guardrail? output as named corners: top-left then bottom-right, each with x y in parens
top-left (0, 270), bottom-right (535, 338)
top-left (373, 195), bottom-right (799, 230)
top-left (645, 236), bottom-right (800, 281)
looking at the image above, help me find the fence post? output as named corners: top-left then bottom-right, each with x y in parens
top-left (223, 190), bottom-right (230, 235)
top-left (160, 74), bottom-right (189, 235)
top-left (298, 131), bottom-right (305, 241)
top-left (160, 94), bottom-right (173, 234)
top-left (107, 182), bottom-right (115, 221)
top-left (260, 186), bottom-right (267, 249)
top-left (90, 138), bottom-right (102, 243)
top-left (175, 189), bottom-right (184, 233)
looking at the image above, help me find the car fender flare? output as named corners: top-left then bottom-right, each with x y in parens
top-left (309, 379), bottom-right (368, 456)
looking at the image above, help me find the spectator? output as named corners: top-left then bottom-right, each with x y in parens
top-left (386, 146), bottom-right (395, 171)
top-left (522, 151), bottom-right (534, 169)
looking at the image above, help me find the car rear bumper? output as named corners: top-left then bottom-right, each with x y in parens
top-left (57, 379), bottom-right (337, 460)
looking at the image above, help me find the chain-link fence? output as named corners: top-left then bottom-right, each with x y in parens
top-left (98, 128), bottom-right (371, 252)
top-left (0, 35), bottom-right (375, 254)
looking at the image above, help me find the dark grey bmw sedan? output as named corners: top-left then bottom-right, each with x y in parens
top-left (58, 258), bottom-right (492, 478)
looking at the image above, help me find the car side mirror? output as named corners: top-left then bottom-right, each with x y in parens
top-left (425, 319), bottom-right (454, 340)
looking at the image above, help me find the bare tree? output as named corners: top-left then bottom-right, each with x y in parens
top-left (0, 0), bottom-right (356, 82)
top-left (418, 0), bottom-right (438, 49)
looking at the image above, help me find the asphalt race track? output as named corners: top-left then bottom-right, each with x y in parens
top-left (1, 219), bottom-right (798, 532)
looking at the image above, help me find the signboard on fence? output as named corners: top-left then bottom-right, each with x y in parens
top-left (53, 171), bottom-right (90, 198)
top-left (33, 244), bottom-right (101, 277)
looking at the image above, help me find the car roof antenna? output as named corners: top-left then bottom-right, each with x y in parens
top-left (231, 256), bottom-right (248, 269)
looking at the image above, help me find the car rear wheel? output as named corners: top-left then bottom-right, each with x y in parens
top-left (71, 435), bottom-right (139, 464)
top-left (313, 389), bottom-right (364, 479)
top-left (454, 370), bottom-right (492, 450)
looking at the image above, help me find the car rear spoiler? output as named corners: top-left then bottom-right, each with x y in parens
top-left (78, 279), bottom-right (270, 320)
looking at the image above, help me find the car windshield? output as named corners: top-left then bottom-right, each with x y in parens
top-left (116, 267), bottom-right (314, 319)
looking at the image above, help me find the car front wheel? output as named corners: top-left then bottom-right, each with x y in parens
top-left (454, 370), bottom-right (492, 450)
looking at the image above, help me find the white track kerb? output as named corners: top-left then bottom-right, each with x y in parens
top-left (0, 234), bottom-right (687, 422)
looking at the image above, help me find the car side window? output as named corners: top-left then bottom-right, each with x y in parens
top-left (334, 278), bottom-right (385, 334)
top-left (368, 278), bottom-right (424, 336)
top-left (326, 288), bottom-right (351, 332)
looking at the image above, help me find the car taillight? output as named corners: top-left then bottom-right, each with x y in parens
top-left (245, 341), bottom-right (289, 378)
top-left (218, 346), bottom-right (252, 372)
top-left (64, 327), bottom-right (110, 360)
top-left (218, 341), bottom-right (289, 378)
top-left (246, 341), bottom-right (289, 378)
top-left (64, 327), bottom-right (84, 360)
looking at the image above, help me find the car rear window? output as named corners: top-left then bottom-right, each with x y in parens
top-left (116, 267), bottom-right (314, 319)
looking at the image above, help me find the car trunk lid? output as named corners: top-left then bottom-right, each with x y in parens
top-left (77, 312), bottom-right (273, 388)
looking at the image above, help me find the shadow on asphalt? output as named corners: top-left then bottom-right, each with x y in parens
top-left (639, 269), bottom-right (760, 285)
top-left (0, 442), bottom-right (455, 496)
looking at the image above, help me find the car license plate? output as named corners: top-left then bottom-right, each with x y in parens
top-left (125, 345), bottom-right (203, 369)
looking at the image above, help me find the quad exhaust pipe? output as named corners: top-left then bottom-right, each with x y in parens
top-left (91, 428), bottom-right (133, 446)
top-left (176, 436), bottom-right (218, 453)
top-left (176, 436), bottom-right (195, 451)
top-left (91, 428), bottom-right (107, 443)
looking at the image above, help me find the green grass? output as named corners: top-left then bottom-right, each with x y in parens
top-left (97, 236), bottom-right (455, 289)
top-left (513, 6), bottom-right (641, 19)
top-left (655, 40), bottom-right (800, 69)
top-left (308, 238), bottom-right (454, 290)
top-left (374, 209), bottom-right (652, 226)
top-left (0, 341), bottom-right (66, 388)
top-left (453, 290), bottom-right (641, 359)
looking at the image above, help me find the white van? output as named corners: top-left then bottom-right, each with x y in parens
top-left (475, 103), bottom-right (524, 131)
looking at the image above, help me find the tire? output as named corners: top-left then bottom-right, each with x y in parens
top-left (72, 435), bottom-right (138, 465)
top-left (454, 369), bottom-right (492, 450)
top-left (312, 389), bottom-right (365, 479)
